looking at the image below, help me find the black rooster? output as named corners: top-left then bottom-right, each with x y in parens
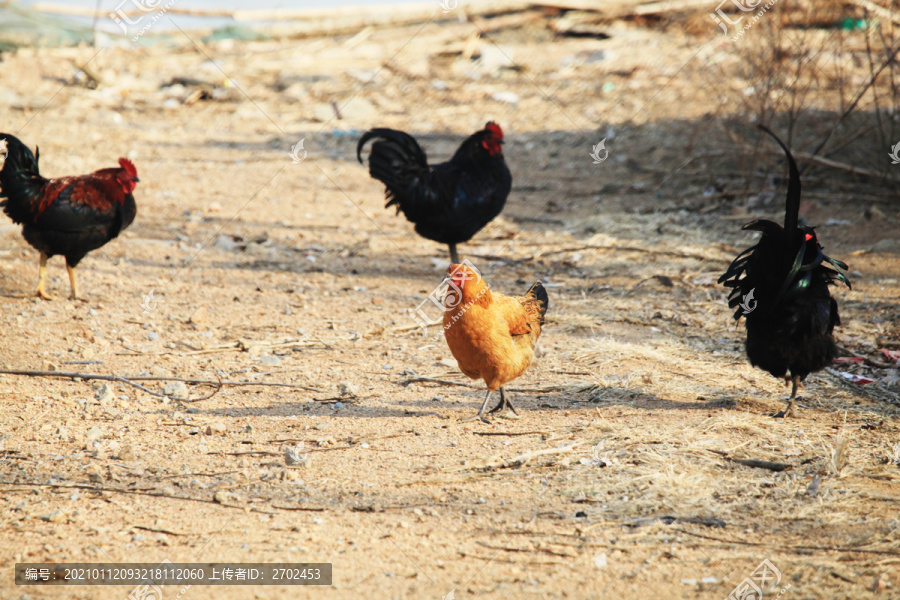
top-left (357, 122), bottom-right (511, 263)
top-left (718, 126), bottom-right (851, 417)
top-left (0, 134), bottom-right (139, 300)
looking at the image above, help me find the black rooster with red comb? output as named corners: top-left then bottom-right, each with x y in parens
top-left (357, 121), bottom-right (511, 263)
top-left (0, 133), bottom-right (139, 300)
top-left (718, 126), bottom-right (851, 417)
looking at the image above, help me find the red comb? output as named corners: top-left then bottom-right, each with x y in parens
top-left (484, 122), bottom-right (503, 139)
top-left (118, 157), bottom-right (138, 177)
top-left (804, 233), bottom-right (813, 241)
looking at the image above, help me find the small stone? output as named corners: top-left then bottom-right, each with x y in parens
top-left (206, 422), bottom-right (227, 435)
top-left (338, 382), bottom-right (357, 396)
top-left (593, 553), bottom-right (608, 568)
top-left (94, 383), bottom-right (114, 403)
top-left (41, 360), bottom-right (58, 371)
top-left (161, 486), bottom-right (176, 497)
top-left (314, 422), bottom-right (329, 431)
top-left (214, 235), bottom-right (236, 251)
top-left (333, 402), bottom-right (344, 409)
top-left (85, 464), bottom-right (104, 483)
top-left (438, 358), bottom-right (457, 369)
top-left (117, 445), bottom-right (137, 462)
top-left (163, 381), bottom-right (189, 399)
top-left (42, 511), bottom-right (67, 523)
top-left (147, 331), bottom-right (160, 341)
top-left (258, 355), bottom-right (280, 367)
top-left (85, 427), bottom-right (103, 443)
top-left (214, 491), bottom-right (231, 504)
top-left (700, 577), bottom-right (718, 584)
top-left (189, 307), bottom-right (208, 324)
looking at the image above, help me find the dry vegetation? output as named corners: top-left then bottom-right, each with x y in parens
top-left (0, 1), bottom-right (899, 599)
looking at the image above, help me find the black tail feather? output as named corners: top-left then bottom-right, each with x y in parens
top-left (0, 133), bottom-right (45, 224)
top-left (526, 282), bottom-right (549, 325)
top-left (357, 128), bottom-right (430, 210)
top-left (757, 125), bottom-right (800, 234)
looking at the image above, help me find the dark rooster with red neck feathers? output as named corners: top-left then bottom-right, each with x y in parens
top-left (718, 126), bottom-right (851, 417)
top-left (357, 122), bottom-right (511, 263)
top-left (0, 134), bottom-right (139, 300)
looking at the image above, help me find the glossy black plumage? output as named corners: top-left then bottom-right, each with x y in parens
top-left (0, 133), bottom-right (138, 299)
top-left (718, 126), bottom-right (850, 415)
top-left (356, 123), bottom-right (511, 262)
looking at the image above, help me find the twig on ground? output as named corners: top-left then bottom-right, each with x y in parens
top-left (483, 443), bottom-right (579, 469)
top-left (133, 525), bottom-right (186, 536)
top-left (475, 540), bottom-right (575, 557)
top-left (1, 482), bottom-right (250, 511)
top-left (0, 369), bottom-right (324, 395)
top-left (708, 449), bottom-right (792, 472)
top-left (473, 431), bottom-right (549, 437)
top-left (673, 527), bottom-right (900, 556)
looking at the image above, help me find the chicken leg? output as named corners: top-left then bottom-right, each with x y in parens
top-left (773, 375), bottom-right (801, 418)
top-left (488, 387), bottom-right (519, 418)
top-left (66, 261), bottom-right (79, 300)
top-left (461, 389), bottom-right (495, 424)
top-left (448, 243), bottom-right (459, 265)
top-left (35, 252), bottom-right (51, 300)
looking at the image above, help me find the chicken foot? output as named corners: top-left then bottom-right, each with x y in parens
top-left (487, 387), bottom-right (519, 419)
top-left (773, 375), bottom-right (801, 418)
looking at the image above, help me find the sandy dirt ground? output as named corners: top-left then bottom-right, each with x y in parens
top-left (1, 6), bottom-right (899, 600)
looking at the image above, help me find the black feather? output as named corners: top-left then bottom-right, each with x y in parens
top-left (525, 282), bottom-right (549, 326)
top-left (719, 127), bottom-right (851, 386)
top-left (0, 133), bottom-right (47, 224)
top-left (357, 125), bottom-right (511, 246)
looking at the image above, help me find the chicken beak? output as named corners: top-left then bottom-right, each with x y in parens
top-left (133, 177), bottom-right (140, 182)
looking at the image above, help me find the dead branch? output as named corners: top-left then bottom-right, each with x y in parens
top-left (708, 449), bottom-right (792, 472)
top-left (794, 152), bottom-right (881, 179)
top-left (272, 505), bottom-right (328, 512)
top-left (483, 443), bottom-right (579, 469)
top-left (473, 431), bottom-right (549, 436)
top-left (0, 369), bottom-right (324, 394)
top-left (1, 482), bottom-right (251, 511)
top-left (673, 527), bottom-right (900, 556)
top-left (475, 540), bottom-right (575, 557)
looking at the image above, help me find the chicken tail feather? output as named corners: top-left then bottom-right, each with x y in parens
top-left (525, 282), bottom-right (549, 326)
top-left (0, 133), bottom-right (46, 224)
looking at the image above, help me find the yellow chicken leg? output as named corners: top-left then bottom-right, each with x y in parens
top-left (66, 262), bottom-right (79, 300)
top-left (36, 252), bottom-right (52, 300)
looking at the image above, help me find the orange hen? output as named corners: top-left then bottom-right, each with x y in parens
top-left (443, 262), bottom-right (549, 423)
